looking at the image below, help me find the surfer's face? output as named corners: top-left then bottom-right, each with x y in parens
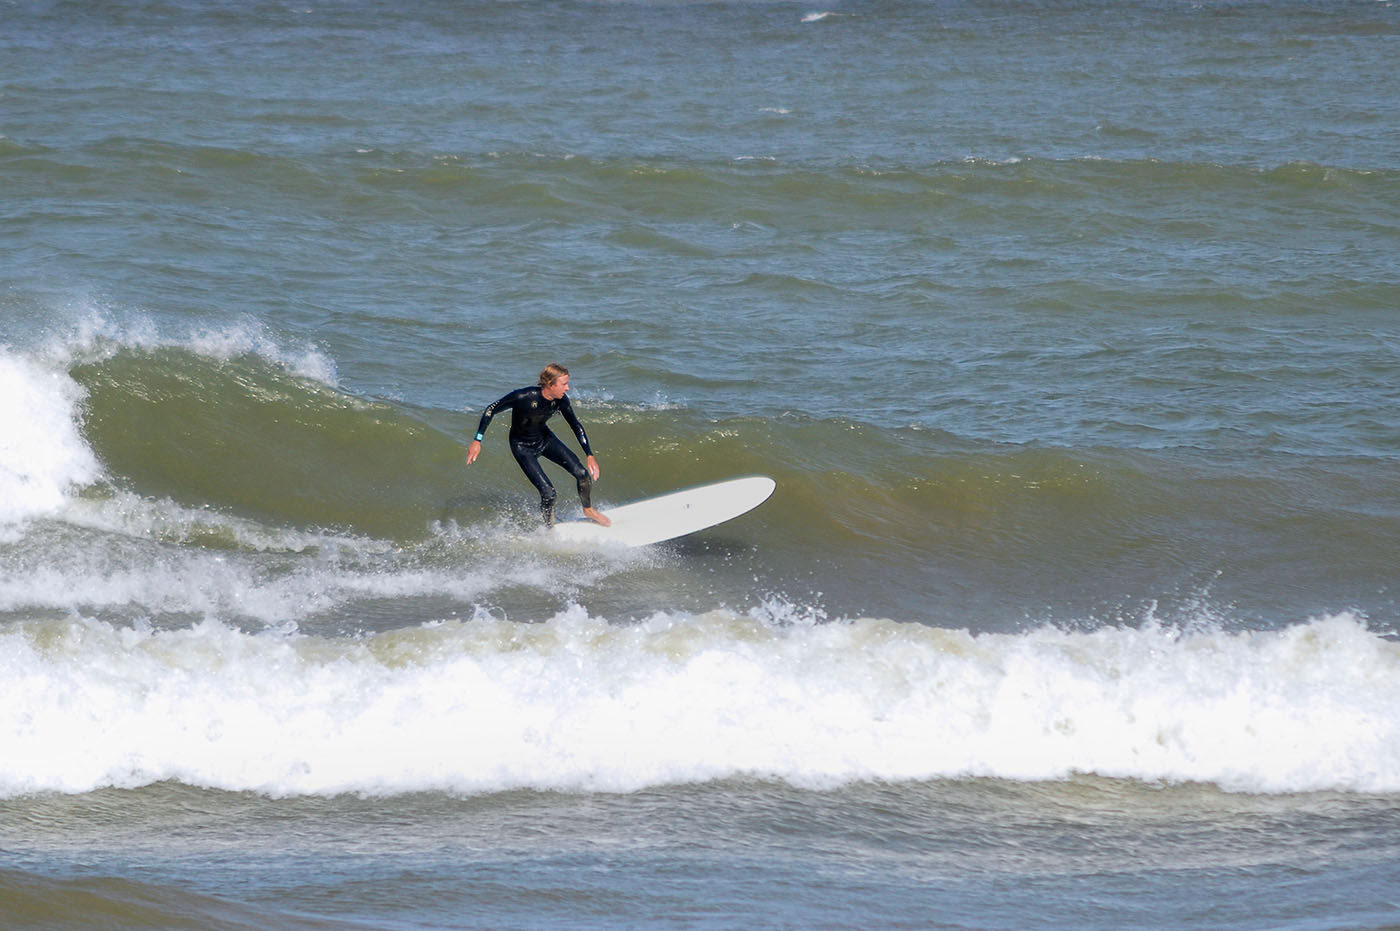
top-left (543, 374), bottom-right (570, 400)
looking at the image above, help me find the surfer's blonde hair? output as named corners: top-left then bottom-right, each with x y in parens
top-left (539, 363), bottom-right (569, 387)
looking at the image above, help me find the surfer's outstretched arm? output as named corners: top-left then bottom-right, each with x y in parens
top-left (465, 388), bottom-right (524, 465)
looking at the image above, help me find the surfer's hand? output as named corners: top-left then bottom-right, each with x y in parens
top-left (586, 455), bottom-right (600, 481)
top-left (466, 440), bottom-right (481, 465)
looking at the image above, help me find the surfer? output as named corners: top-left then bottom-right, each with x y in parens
top-left (465, 363), bottom-right (610, 527)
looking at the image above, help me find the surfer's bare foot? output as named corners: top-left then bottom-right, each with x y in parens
top-left (583, 507), bottom-right (611, 527)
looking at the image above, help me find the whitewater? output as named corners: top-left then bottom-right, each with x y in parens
top-left (4, 607), bottom-right (1399, 800)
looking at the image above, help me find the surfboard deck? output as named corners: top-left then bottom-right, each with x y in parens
top-left (550, 475), bottom-right (776, 548)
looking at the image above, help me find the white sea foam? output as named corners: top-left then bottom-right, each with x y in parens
top-left (58, 310), bottom-right (338, 385)
top-left (0, 500), bottom-right (588, 624)
top-left (0, 350), bottom-right (102, 533)
top-left (2, 609), bottom-right (1396, 798)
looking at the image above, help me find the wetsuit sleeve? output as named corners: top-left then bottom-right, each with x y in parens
top-left (474, 389), bottom-right (520, 442)
top-left (558, 395), bottom-right (594, 457)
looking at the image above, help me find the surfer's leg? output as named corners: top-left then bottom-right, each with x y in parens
top-left (511, 440), bottom-right (558, 525)
top-left (539, 434), bottom-right (608, 526)
top-left (539, 433), bottom-right (592, 508)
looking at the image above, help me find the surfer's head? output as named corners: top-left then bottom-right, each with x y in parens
top-left (539, 363), bottom-right (571, 400)
top-left (539, 363), bottom-right (569, 389)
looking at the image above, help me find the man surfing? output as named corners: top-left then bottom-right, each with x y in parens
top-left (465, 363), bottom-right (611, 527)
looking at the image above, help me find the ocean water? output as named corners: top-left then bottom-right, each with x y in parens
top-left (3, 0), bottom-right (1400, 927)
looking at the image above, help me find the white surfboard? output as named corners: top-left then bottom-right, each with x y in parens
top-left (551, 475), bottom-right (776, 548)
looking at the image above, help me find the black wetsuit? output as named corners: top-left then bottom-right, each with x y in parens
top-left (474, 386), bottom-right (594, 524)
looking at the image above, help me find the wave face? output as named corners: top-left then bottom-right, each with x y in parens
top-left (4, 609), bottom-right (1396, 798)
top-left (71, 344), bottom-right (463, 539)
top-left (3, 321), bottom-right (1397, 631)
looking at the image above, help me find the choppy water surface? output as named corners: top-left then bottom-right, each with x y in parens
top-left (3, 0), bottom-right (1399, 927)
